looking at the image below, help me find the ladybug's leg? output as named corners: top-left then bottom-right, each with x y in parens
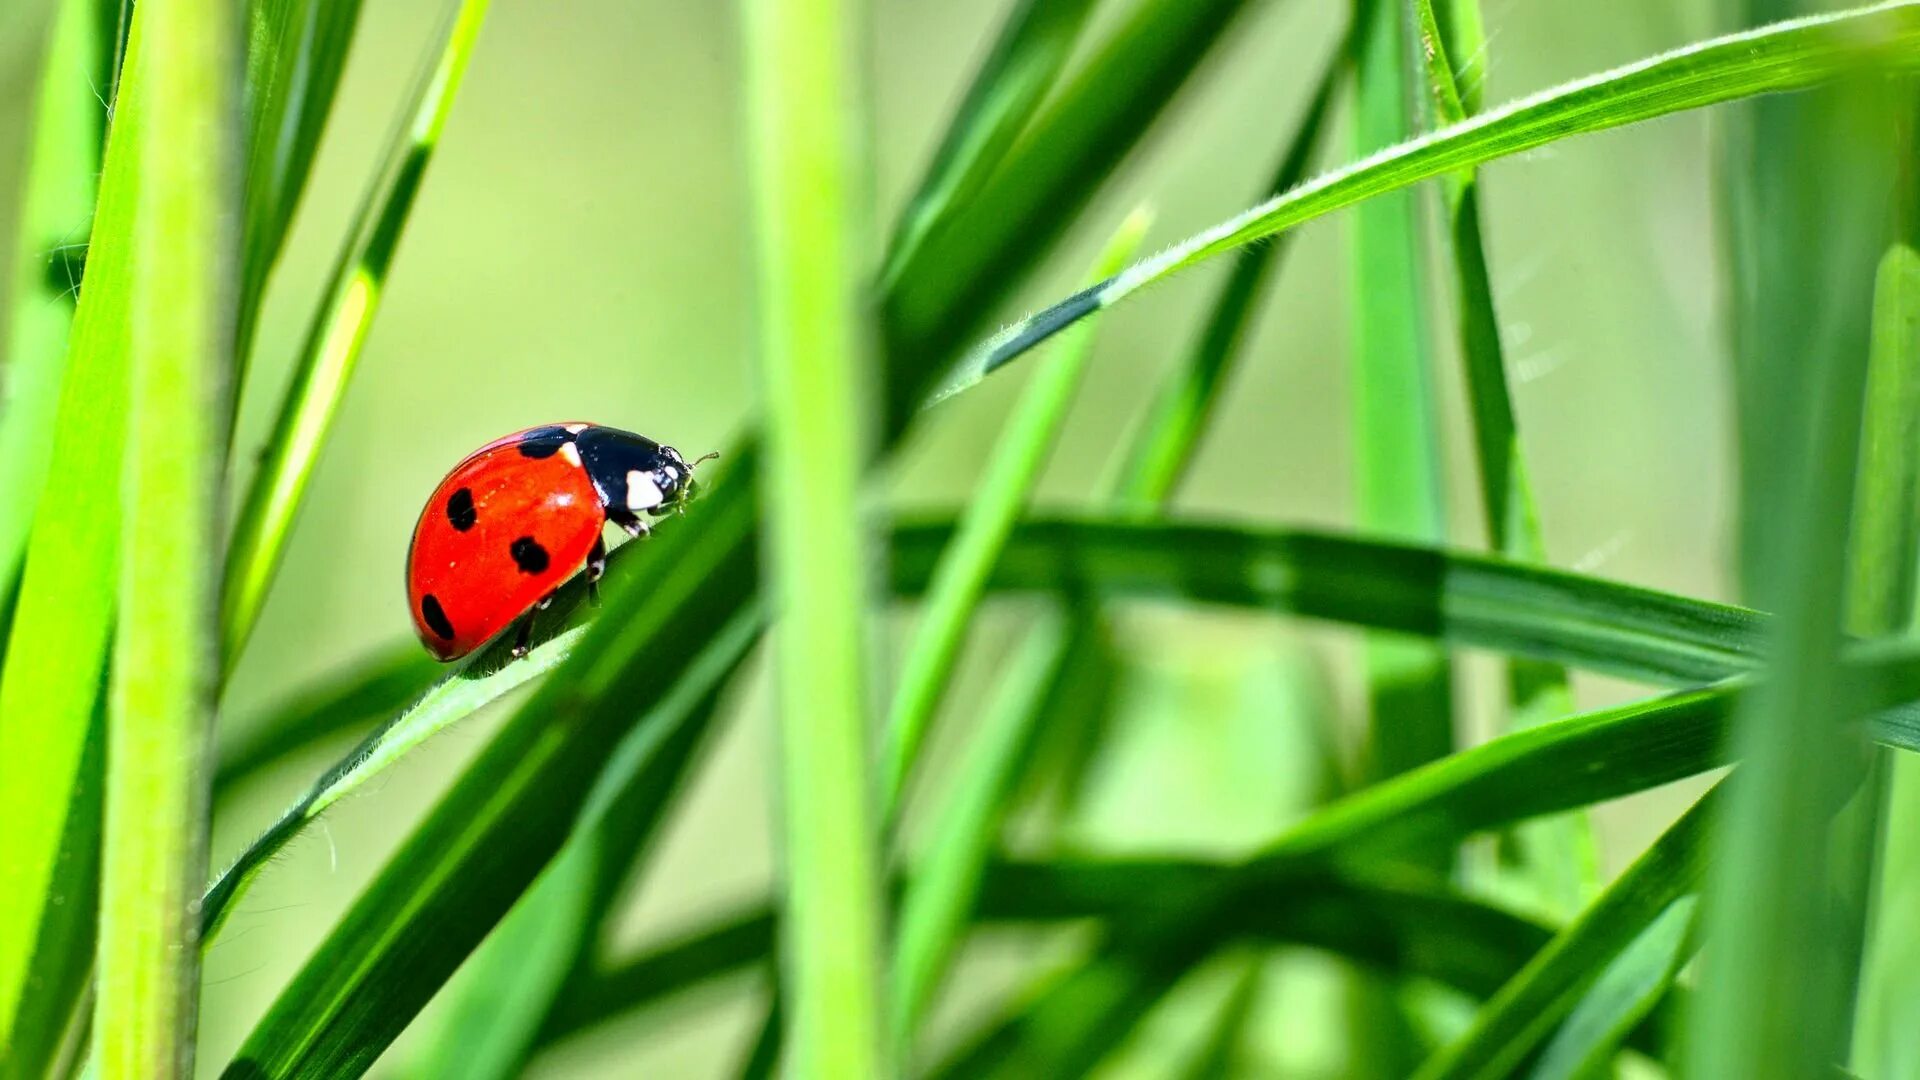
top-left (609, 508), bottom-right (650, 539)
top-left (586, 536), bottom-right (607, 605)
top-left (509, 612), bottom-right (536, 660)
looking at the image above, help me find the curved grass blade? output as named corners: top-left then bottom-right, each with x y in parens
top-left (221, 460), bottom-right (759, 1078)
top-left (1110, 62), bottom-right (1338, 510)
top-left (1412, 0), bottom-right (1592, 913)
top-left (212, 643), bottom-right (439, 792)
top-left (1689, 78), bottom-right (1893, 1080)
top-left (1412, 789), bottom-right (1717, 1080)
top-left (742, 0), bottom-right (886, 1071)
top-left (94, 0), bottom-right (235, 1069)
top-left (0, 0), bottom-right (108, 610)
top-left (883, 0), bottom-right (1262, 404)
top-left (881, 208), bottom-right (1149, 818)
top-left (220, 0), bottom-right (491, 673)
top-left (1173, 959), bottom-right (1262, 1080)
top-left (0, 0), bottom-right (155, 1045)
top-left (880, 0), bottom-right (1099, 285)
top-left (1526, 897), bottom-right (1698, 1080)
top-left (201, 615), bottom-right (589, 940)
top-left (208, 505), bottom-right (1789, 1074)
top-left (540, 859), bottom-right (1564, 1051)
top-left (231, 0), bottom-right (365, 397)
top-left (920, 637), bottom-right (1920, 1079)
top-left (892, 516), bottom-right (1769, 687)
top-left (395, 613), bottom-right (757, 1080)
top-left (927, 0), bottom-right (1920, 404)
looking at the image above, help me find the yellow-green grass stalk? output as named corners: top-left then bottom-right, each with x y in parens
top-left (741, 0), bottom-right (885, 1074)
top-left (220, 0), bottom-right (490, 674)
top-left (94, 0), bottom-right (235, 1071)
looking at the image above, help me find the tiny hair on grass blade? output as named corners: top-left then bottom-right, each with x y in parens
top-left (922, 0), bottom-right (1920, 405)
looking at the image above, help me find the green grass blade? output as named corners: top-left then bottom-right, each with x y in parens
top-left (231, 0), bottom-right (365, 390)
top-left (892, 517), bottom-right (1768, 686)
top-left (0, 0), bottom-right (106, 608)
top-left (1412, 0), bottom-right (1593, 912)
top-left (396, 615), bottom-right (756, 1080)
top-left (881, 208), bottom-right (1148, 817)
top-left (0, 0), bottom-right (152, 1046)
top-left (1527, 897), bottom-right (1698, 1080)
top-left (1350, 0), bottom-right (1452, 787)
top-left (2, 705), bottom-right (104, 1080)
top-left (742, 0), bottom-right (885, 1072)
top-left (220, 0), bottom-right (490, 673)
top-left (1111, 61), bottom-right (1339, 510)
top-left (1412, 789), bottom-right (1717, 1080)
top-left (212, 644), bottom-right (439, 792)
top-left (94, 0), bottom-right (234, 1070)
top-left (222, 463), bottom-right (758, 1077)
top-left (883, 0), bottom-right (1258, 399)
top-left (543, 860), bottom-right (1569, 1052)
top-left (1688, 80), bottom-right (1893, 1080)
top-left (891, 613), bottom-right (1077, 1042)
top-left (929, 0), bottom-right (1920, 403)
top-left (1855, 89), bottom-right (1920, 1078)
top-left (196, 514), bottom-right (1776, 970)
top-left (201, 612), bottom-right (591, 941)
top-left (1173, 960), bottom-right (1262, 1080)
top-left (880, 0), bottom-right (1098, 285)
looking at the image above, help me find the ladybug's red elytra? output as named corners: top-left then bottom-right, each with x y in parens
top-left (405, 423), bottom-right (707, 661)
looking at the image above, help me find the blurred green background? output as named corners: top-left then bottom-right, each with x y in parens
top-left (0, 1), bottom-right (1738, 1074)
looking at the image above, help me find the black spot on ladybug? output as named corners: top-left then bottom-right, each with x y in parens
top-left (445, 487), bottom-right (476, 531)
top-left (510, 536), bottom-right (550, 575)
top-left (420, 594), bottom-right (455, 640)
top-left (516, 426), bottom-right (575, 459)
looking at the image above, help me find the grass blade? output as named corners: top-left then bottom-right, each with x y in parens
top-left (220, 0), bottom-right (491, 672)
top-left (1526, 897), bottom-right (1698, 1080)
top-left (212, 644), bottom-right (439, 792)
top-left (223, 460), bottom-right (758, 1077)
top-left (396, 614), bottom-right (756, 1080)
top-left (0, 0), bottom-right (107, 608)
top-left (1411, 0), bottom-right (1592, 911)
top-left (1172, 960), bottom-right (1262, 1080)
top-left (892, 517), bottom-right (1768, 686)
top-left (0, 0), bottom-right (153, 1046)
top-left (543, 860), bottom-right (1569, 1052)
top-left (930, 0), bottom-right (1920, 402)
top-left (880, 0), bottom-right (1098, 285)
top-left (231, 0), bottom-right (365, 388)
top-left (94, 0), bottom-right (234, 1070)
top-left (1688, 79), bottom-right (1893, 1080)
top-left (883, 0), bottom-right (1260, 399)
top-left (201, 610), bottom-right (591, 940)
top-left (881, 208), bottom-right (1149, 817)
top-left (1412, 789), bottom-right (1717, 1080)
top-left (1855, 88), bottom-right (1920, 1078)
top-left (1111, 60), bottom-right (1340, 510)
top-left (741, 0), bottom-right (886, 1072)
top-left (1350, 0), bottom-right (1451, 785)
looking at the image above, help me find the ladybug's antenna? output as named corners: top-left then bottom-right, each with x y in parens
top-left (691, 451), bottom-right (720, 467)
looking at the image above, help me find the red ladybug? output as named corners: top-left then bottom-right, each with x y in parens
top-left (405, 423), bottom-right (706, 661)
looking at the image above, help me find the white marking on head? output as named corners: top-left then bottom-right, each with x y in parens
top-left (559, 443), bottom-right (582, 468)
top-left (626, 470), bottom-right (665, 511)
top-left (565, 423), bottom-right (589, 434)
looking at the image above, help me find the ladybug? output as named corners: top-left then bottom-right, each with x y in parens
top-left (405, 423), bottom-right (708, 661)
